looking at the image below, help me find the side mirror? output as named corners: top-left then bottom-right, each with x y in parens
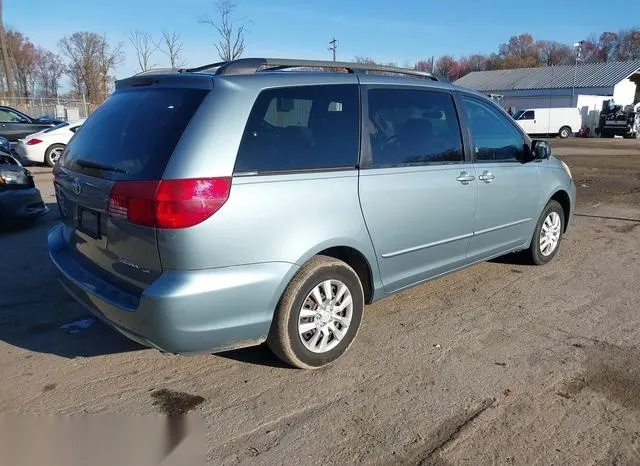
top-left (531, 140), bottom-right (551, 160)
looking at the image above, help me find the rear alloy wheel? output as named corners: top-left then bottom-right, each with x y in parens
top-left (267, 255), bottom-right (364, 369)
top-left (527, 200), bottom-right (565, 265)
top-left (558, 126), bottom-right (571, 138)
top-left (45, 144), bottom-right (65, 167)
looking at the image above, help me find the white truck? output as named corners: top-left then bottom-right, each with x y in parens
top-left (513, 107), bottom-right (582, 138)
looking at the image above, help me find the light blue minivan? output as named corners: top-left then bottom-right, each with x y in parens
top-left (49, 58), bottom-right (575, 369)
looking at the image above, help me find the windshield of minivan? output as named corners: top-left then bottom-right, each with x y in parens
top-left (512, 110), bottom-right (525, 120)
top-left (61, 87), bottom-right (208, 180)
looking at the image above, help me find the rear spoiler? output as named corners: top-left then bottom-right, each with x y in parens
top-left (115, 73), bottom-right (214, 91)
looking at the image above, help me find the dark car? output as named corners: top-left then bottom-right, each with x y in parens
top-left (0, 136), bottom-right (12, 155)
top-left (0, 152), bottom-right (48, 225)
top-left (0, 106), bottom-right (63, 142)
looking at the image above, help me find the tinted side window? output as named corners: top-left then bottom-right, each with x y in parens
top-left (522, 110), bottom-right (534, 120)
top-left (461, 96), bottom-right (525, 162)
top-left (235, 85), bottom-right (359, 173)
top-left (0, 109), bottom-right (21, 122)
top-left (367, 88), bottom-right (463, 167)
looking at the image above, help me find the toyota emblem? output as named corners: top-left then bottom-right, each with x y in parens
top-left (72, 178), bottom-right (82, 195)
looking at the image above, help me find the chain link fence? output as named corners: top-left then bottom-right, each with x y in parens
top-left (0, 97), bottom-right (90, 121)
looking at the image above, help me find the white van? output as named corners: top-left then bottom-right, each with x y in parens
top-left (513, 108), bottom-right (582, 138)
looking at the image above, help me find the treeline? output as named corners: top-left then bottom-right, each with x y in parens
top-left (0, 0), bottom-right (239, 104)
top-left (370, 28), bottom-right (640, 81)
top-left (0, 29), bottom-right (183, 104)
top-left (3, 21), bottom-right (640, 103)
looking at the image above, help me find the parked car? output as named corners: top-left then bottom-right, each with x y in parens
top-left (0, 151), bottom-right (48, 224)
top-left (513, 107), bottom-right (582, 138)
top-left (0, 106), bottom-right (63, 143)
top-left (0, 135), bottom-right (12, 155)
top-left (49, 58), bottom-right (576, 369)
top-left (16, 119), bottom-right (85, 167)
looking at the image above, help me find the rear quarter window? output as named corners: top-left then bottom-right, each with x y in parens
top-left (234, 84), bottom-right (359, 173)
top-left (62, 88), bottom-right (208, 180)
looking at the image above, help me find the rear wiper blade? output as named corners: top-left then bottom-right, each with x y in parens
top-left (76, 158), bottom-right (128, 174)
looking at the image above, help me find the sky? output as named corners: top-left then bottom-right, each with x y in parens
top-left (6, 0), bottom-right (640, 85)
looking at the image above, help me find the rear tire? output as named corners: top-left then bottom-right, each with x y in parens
top-left (45, 144), bottom-right (65, 167)
top-left (558, 126), bottom-right (571, 138)
top-left (267, 255), bottom-right (364, 369)
top-left (526, 200), bottom-right (565, 265)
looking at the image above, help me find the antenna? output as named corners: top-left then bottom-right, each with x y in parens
top-left (328, 37), bottom-right (337, 62)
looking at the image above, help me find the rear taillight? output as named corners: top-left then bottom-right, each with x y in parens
top-left (107, 177), bottom-right (231, 229)
top-left (26, 138), bottom-right (42, 145)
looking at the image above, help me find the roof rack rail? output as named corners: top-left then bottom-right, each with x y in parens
top-left (182, 58), bottom-right (438, 81)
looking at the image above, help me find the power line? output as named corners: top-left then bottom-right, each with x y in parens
top-left (328, 37), bottom-right (337, 62)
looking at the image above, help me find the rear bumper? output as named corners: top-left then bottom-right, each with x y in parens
top-left (0, 187), bottom-right (48, 222)
top-left (15, 141), bottom-right (44, 164)
top-left (48, 224), bottom-right (299, 354)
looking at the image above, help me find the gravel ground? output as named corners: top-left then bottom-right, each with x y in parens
top-left (1, 138), bottom-right (639, 465)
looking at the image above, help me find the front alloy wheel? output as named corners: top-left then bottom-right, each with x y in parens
top-left (539, 211), bottom-right (562, 257)
top-left (527, 200), bottom-right (565, 265)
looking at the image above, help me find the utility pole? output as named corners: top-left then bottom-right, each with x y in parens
top-left (0, 0), bottom-right (14, 97)
top-left (328, 37), bottom-right (337, 62)
top-left (571, 41), bottom-right (584, 104)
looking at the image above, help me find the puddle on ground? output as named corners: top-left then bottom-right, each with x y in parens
top-left (583, 342), bottom-right (640, 412)
top-left (609, 223), bottom-right (640, 233)
top-left (561, 342), bottom-right (640, 412)
top-left (150, 389), bottom-right (205, 416)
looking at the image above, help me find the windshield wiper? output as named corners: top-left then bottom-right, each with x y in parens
top-left (76, 158), bottom-right (128, 174)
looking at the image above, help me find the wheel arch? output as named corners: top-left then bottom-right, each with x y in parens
top-left (45, 142), bottom-right (66, 163)
top-left (547, 189), bottom-right (571, 232)
top-left (293, 241), bottom-right (381, 305)
top-left (558, 125), bottom-right (572, 137)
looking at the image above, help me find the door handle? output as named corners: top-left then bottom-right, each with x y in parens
top-left (479, 171), bottom-right (495, 183)
top-left (456, 171), bottom-right (475, 185)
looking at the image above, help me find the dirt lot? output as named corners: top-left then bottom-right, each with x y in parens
top-left (1, 138), bottom-right (639, 465)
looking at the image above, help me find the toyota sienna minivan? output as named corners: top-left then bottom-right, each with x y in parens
top-left (49, 58), bottom-right (575, 369)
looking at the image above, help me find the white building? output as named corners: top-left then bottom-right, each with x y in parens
top-left (454, 60), bottom-right (640, 131)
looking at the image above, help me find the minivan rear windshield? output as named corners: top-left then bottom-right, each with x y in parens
top-left (61, 87), bottom-right (208, 180)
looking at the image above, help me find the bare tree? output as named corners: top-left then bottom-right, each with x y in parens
top-left (159, 30), bottom-right (184, 68)
top-left (0, 0), bottom-right (14, 96)
top-left (35, 48), bottom-right (65, 97)
top-left (6, 30), bottom-right (37, 97)
top-left (59, 32), bottom-right (123, 103)
top-left (200, 1), bottom-right (246, 61)
top-left (97, 34), bottom-right (123, 98)
top-left (129, 30), bottom-right (158, 72)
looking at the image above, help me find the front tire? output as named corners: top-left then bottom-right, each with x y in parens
top-left (45, 144), bottom-right (65, 167)
top-left (527, 200), bottom-right (565, 265)
top-left (558, 126), bottom-right (571, 138)
top-left (267, 255), bottom-right (364, 369)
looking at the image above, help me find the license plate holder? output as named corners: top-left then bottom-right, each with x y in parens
top-left (77, 207), bottom-right (101, 239)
